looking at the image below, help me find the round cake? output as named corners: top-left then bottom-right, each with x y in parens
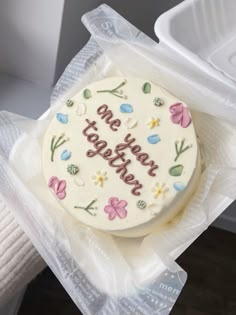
top-left (42, 77), bottom-right (201, 237)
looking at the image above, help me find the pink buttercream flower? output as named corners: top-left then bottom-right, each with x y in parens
top-left (48, 176), bottom-right (66, 200)
top-left (169, 103), bottom-right (192, 128)
top-left (104, 197), bottom-right (128, 220)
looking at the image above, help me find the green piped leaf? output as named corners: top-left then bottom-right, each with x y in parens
top-left (169, 165), bottom-right (184, 177)
top-left (83, 89), bottom-right (92, 99)
top-left (142, 82), bottom-right (151, 94)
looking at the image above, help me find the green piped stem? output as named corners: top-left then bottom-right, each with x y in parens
top-left (74, 200), bottom-right (97, 216)
top-left (174, 139), bottom-right (192, 162)
top-left (50, 135), bottom-right (68, 162)
top-left (96, 81), bottom-right (126, 99)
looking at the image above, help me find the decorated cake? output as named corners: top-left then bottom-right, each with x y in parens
top-left (42, 77), bottom-right (201, 237)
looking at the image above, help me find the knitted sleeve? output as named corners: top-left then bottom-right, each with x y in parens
top-left (0, 200), bottom-right (45, 305)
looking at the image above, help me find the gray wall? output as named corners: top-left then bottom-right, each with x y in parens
top-left (0, 0), bottom-right (65, 86)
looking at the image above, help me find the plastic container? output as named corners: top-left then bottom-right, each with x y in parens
top-left (155, 0), bottom-right (236, 88)
top-left (155, 0), bottom-right (236, 233)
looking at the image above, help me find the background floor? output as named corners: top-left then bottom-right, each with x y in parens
top-left (18, 227), bottom-right (236, 315)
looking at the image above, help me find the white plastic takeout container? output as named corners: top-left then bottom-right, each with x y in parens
top-left (155, 0), bottom-right (236, 89)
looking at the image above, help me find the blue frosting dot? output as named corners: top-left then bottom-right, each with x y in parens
top-left (173, 182), bottom-right (186, 192)
top-left (147, 134), bottom-right (161, 144)
top-left (120, 104), bottom-right (133, 113)
top-left (61, 150), bottom-right (71, 161)
top-left (56, 113), bottom-right (68, 124)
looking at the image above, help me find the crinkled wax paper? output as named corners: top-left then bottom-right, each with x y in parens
top-left (0, 5), bottom-right (236, 315)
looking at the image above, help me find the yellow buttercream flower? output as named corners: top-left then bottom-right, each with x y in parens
top-left (147, 117), bottom-right (160, 129)
top-left (152, 182), bottom-right (169, 199)
top-left (92, 171), bottom-right (108, 187)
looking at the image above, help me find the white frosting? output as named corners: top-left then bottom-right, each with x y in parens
top-left (42, 77), bottom-right (200, 237)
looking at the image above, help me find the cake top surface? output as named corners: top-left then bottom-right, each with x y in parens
top-left (42, 77), bottom-right (198, 232)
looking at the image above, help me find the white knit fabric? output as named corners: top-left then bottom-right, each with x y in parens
top-left (0, 199), bottom-right (45, 305)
